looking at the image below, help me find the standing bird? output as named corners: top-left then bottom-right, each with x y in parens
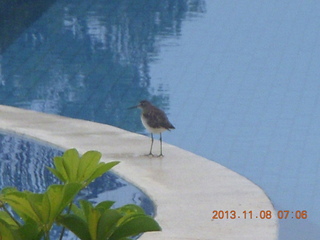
top-left (128, 100), bottom-right (175, 157)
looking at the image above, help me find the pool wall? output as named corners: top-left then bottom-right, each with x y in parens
top-left (0, 104), bottom-right (278, 240)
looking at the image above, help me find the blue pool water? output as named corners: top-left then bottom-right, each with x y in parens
top-left (1, 0), bottom-right (320, 239)
top-left (0, 132), bottom-right (154, 239)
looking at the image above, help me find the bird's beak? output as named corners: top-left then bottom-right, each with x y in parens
top-left (127, 105), bottom-right (139, 110)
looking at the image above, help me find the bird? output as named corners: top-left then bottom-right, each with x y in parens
top-left (128, 100), bottom-right (175, 157)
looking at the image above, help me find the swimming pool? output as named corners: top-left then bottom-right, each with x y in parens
top-left (0, 131), bottom-right (155, 239)
top-left (1, 0), bottom-right (319, 239)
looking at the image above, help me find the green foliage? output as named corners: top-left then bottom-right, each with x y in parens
top-left (0, 218), bottom-right (18, 240)
top-left (47, 148), bottom-right (119, 187)
top-left (0, 149), bottom-right (161, 240)
top-left (3, 184), bottom-right (82, 232)
top-left (57, 200), bottom-right (161, 240)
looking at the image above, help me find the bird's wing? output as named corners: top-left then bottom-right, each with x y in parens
top-left (144, 108), bottom-right (174, 130)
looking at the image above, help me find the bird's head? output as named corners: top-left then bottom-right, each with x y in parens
top-left (128, 100), bottom-right (152, 110)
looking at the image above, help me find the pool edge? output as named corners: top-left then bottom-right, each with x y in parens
top-left (0, 105), bottom-right (278, 240)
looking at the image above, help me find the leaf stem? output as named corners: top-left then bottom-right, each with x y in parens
top-left (44, 231), bottom-right (50, 240)
top-left (58, 202), bottom-right (73, 240)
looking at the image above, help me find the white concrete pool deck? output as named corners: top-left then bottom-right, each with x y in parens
top-left (0, 105), bottom-right (278, 240)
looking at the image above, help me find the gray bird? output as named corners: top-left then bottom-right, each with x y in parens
top-left (129, 100), bottom-right (175, 156)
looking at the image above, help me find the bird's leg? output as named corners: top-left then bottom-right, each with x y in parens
top-left (158, 133), bottom-right (164, 157)
top-left (148, 133), bottom-right (154, 156)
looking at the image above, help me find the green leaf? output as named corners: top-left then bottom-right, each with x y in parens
top-left (26, 193), bottom-right (44, 223)
top-left (79, 200), bottom-right (94, 219)
top-left (78, 200), bottom-right (101, 240)
top-left (52, 157), bottom-right (68, 182)
top-left (44, 183), bottom-right (82, 224)
top-left (0, 187), bottom-right (18, 195)
top-left (63, 148), bottom-right (80, 160)
top-left (86, 161), bottom-right (119, 185)
top-left (62, 149), bottom-right (80, 182)
top-left (46, 166), bottom-right (64, 183)
top-left (0, 211), bottom-right (20, 227)
top-left (95, 201), bottom-right (115, 211)
top-left (3, 183), bottom-right (82, 234)
top-left (96, 209), bottom-right (122, 240)
top-left (3, 191), bottom-right (42, 223)
top-left (48, 149), bottom-right (119, 187)
top-left (88, 209), bottom-right (100, 240)
top-left (57, 214), bottom-right (91, 240)
top-left (63, 200), bottom-right (161, 240)
top-left (70, 204), bottom-right (85, 221)
top-left (117, 204), bottom-right (145, 215)
top-left (109, 215), bottom-right (161, 240)
top-left (78, 151), bottom-right (102, 181)
top-left (17, 219), bottom-right (43, 240)
top-left (0, 219), bottom-right (18, 240)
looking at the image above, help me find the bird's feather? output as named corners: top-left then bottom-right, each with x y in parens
top-left (143, 108), bottom-right (175, 130)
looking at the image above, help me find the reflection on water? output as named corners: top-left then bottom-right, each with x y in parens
top-left (0, 132), bottom-right (154, 212)
top-left (0, 2), bottom-right (204, 237)
top-left (0, 0), bottom-right (205, 134)
top-left (0, 0), bottom-right (204, 238)
top-left (1, 1), bottom-right (320, 239)
top-left (0, 0), bottom-right (58, 52)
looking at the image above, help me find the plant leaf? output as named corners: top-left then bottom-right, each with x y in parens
top-left (78, 151), bottom-right (102, 182)
top-left (95, 201), bottom-right (115, 211)
top-left (46, 166), bottom-right (64, 183)
top-left (0, 187), bottom-right (18, 195)
top-left (3, 191), bottom-right (42, 223)
top-left (52, 157), bottom-right (68, 182)
top-left (0, 211), bottom-right (20, 227)
top-left (3, 183), bottom-right (82, 234)
top-left (70, 204), bottom-right (85, 221)
top-left (63, 200), bottom-right (161, 240)
top-left (0, 219), bottom-right (19, 240)
top-left (109, 214), bottom-right (161, 240)
top-left (86, 161), bottom-right (119, 185)
top-left (96, 209), bottom-right (122, 240)
top-left (62, 149), bottom-right (80, 182)
top-left (117, 204), bottom-right (145, 215)
top-left (57, 214), bottom-right (91, 240)
top-left (45, 183), bottom-right (82, 223)
top-left (17, 219), bottom-right (43, 240)
top-left (48, 149), bottom-right (119, 187)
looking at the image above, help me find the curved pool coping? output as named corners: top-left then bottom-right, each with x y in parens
top-left (0, 105), bottom-right (278, 240)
